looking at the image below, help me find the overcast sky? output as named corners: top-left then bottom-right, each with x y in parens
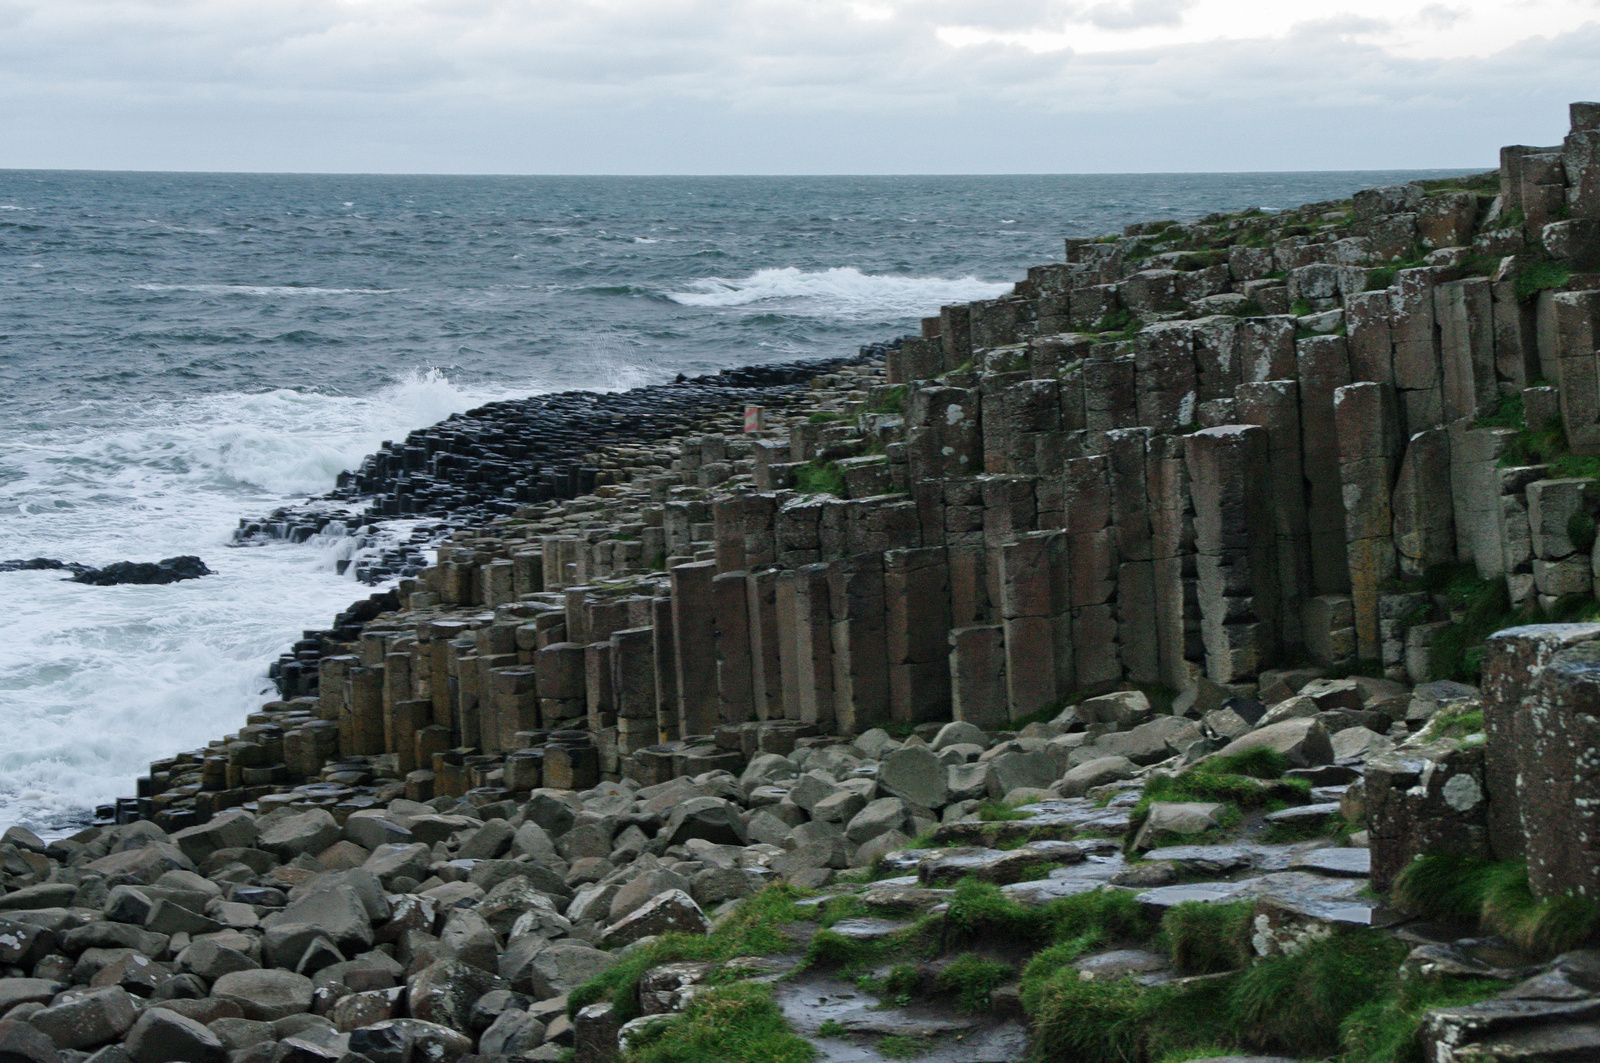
top-left (1, 0), bottom-right (1596, 174)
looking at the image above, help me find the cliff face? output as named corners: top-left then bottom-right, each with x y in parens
top-left (138, 104), bottom-right (1600, 830)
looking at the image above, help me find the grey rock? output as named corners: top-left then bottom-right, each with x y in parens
top-left (478, 1010), bottom-right (546, 1057)
top-left (1056, 756), bottom-right (1137, 798)
top-left (986, 750), bottom-right (1060, 798)
top-left (123, 1008), bottom-right (225, 1063)
top-left (0, 1018), bottom-right (60, 1063)
top-left (877, 746), bottom-right (947, 809)
top-left (663, 797), bottom-right (747, 847)
top-left (210, 970), bottom-right (313, 1021)
top-left (518, 941), bottom-right (616, 999)
top-left (406, 961), bottom-right (506, 1030)
top-left (600, 890), bottom-right (707, 950)
top-left (341, 813), bottom-right (411, 851)
top-left (29, 988), bottom-right (136, 1050)
top-left (174, 939), bottom-right (257, 981)
top-left (844, 798), bottom-right (909, 845)
top-left (259, 810), bottom-right (341, 860)
top-left (809, 790), bottom-right (867, 824)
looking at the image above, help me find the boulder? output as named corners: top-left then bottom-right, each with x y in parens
top-left (843, 798), bottom-right (909, 845)
top-left (169, 814), bottom-right (258, 867)
top-left (347, 1019), bottom-right (471, 1063)
top-left (931, 721), bottom-right (987, 751)
top-left (1132, 802), bottom-right (1228, 850)
top-left (0, 1018), bottom-right (59, 1063)
top-left (341, 812), bottom-right (411, 851)
top-left (986, 750), bottom-right (1059, 799)
top-left (29, 987), bottom-right (137, 1049)
top-left (259, 811), bottom-right (340, 860)
top-left (406, 961), bottom-right (507, 1030)
top-left (478, 1010), bottom-right (546, 1058)
top-left (123, 1008), bottom-right (225, 1063)
top-left (518, 941), bottom-right (616, 999)
top-left (663, 797), bottom-right (747, 847)
top-left (1213, 718), bottom-right (1334, 768)
top-left (273, 887), bottom-right (376, 955)
top-left (0, 981), bottom-right (64, 1020)
top-left (1079, 690), bottom-right (1154, 727)
top-left (600, 891), bottom-right (708, 950)
top-left (210, 970), bottom-right (313, 1021)
top-left (877, 746), bottom-right (947, 809)
top-left (1056, 756), bottom-right (1137, 798)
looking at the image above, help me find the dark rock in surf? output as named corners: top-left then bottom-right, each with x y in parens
top-left (68, 557), bottom-right (215, 586)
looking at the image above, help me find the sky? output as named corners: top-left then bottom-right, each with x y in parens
top-left (0, 0), bottom-right (1597, 174)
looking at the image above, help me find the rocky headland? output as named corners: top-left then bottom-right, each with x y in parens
top-left (6, 104), bottom-right (1600, 1063)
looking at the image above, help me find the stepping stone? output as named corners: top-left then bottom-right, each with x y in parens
top-left (917, 844), bottom-right (1085, 886)
top-left (1288, 847), bottom-right (1370, 878)
top-left (859, 886), bottom-right (955, 913)
top-left (1142, 844), bottom-right (1260, 875)
top-left (828, 918), bottom-right (910, 941)
top-left (1135, 883), bottom-right (1248, 910)
top-left (1074, 949), bottom-right (1171, 984)
top-left (1264, 802), bottom-right (1342, 825)
top-left (876, 849), bottom-right (937, 874)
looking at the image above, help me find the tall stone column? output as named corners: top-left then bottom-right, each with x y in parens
top-left (1186, 425), bottom-right (1279, 683)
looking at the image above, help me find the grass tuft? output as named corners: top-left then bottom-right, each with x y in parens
top-left (1231, 929), bottom-right (1407, 1056)
top-left (934, 953), bottom-right (1014, 1013)
top-left (1391, 853), bottom-right (1600, 955)
top-left (621, 982), bottom-right (816, 1063)
top-left (1162, 900), bottom-right (1254, 974)
top-left (569, 884), bottom-right (806, 1023)
top-left (793, 460), bottom-right (846, 496)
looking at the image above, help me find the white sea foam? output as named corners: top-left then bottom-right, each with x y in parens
top-left (0, 369), bottom-right (544, 834)
top-left (666, 266), bottom-right (1012, 320)
top-left (135, 284), bottom-right (402, 296)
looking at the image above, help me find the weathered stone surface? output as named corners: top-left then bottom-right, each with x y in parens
top-left (844, 798), bottom-right (909, 845)
top-left (211, 970), bottom-right (313, 1021)
top-left (600, 890), bottom-right (709, 949)
top-left (258, 810), bottom-right (341, 860)
top-left (124, 1008), bottom-right (225, 1063)
top-left (406, 961), bottom-right (507, 1030)
top-left (0, 1018), bottom-right (60, 1063)
top-left (1057, 756), bottom-right (1137, 798)
top-left (517, 941), bottom-right (617, 999)
top-left (29, 987), bottom-right (137, 1050)
top-left (1132, 802), bottom-right (1228, 850)
top-left (1213, 718), bottom-right (1334, 768)
top-left (876, 745), bottom-right (948, 809)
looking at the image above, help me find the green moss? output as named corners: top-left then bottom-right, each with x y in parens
top-left (569, 885), bottom-right (808, 1023)
top-left (794, 461), bottom-right (846, 496)
top-left (1515, 258), bottom-right (1572, 301)
top-left (1232, 929), bottom-right (1408, 1056)
top-left (1095, 307), bottom-right (1137, 336)
top-left (1569, 510), bottom-right (1597, 554)
top-left (871, 384), bottom-right (909, 414)
top-left (805, 928), bottom-right (893, 969)
top-left (1392, 853), bottom-right (1600, 955)
top-left (621, 982), bottom-right (816, 1063)
top-left (1162, 900), bottom-right (1253, 974)
top-left (934, 953), bottom-right (1014, 1013)
top-left (1474, 391), bottom-right (1524, 430)
top-left (1206, 746), bottom-right (1290, 780)
top-left (978, 799), bottom-right (1032, 822)
top-left (1126, 763), bottom-right (1305, 847)
top-left (1423, 563), bottom-right (1520, 683)
top-left (816, 1020), bottom-right (847, 1038)
top-left (807, 410), bottom-right (849, 424)
top-left (875, 1034), bottom-right (932, 1059)
top-left (1291, 298), bottom-right (1314, 316)
top-left (1337, 977), bottom-right (1505, 1063)
top-left (1027, 975), bottom-right (1148, 1063)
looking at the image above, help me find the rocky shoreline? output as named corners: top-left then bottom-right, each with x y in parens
top-left (6, 102), bottom-right (1600, 1063)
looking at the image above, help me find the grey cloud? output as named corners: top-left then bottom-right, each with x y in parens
top-left (1082, 0), bottom-right (1195, 31)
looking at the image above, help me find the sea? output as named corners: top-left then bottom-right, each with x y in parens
top-left (0, 167), bottom-right (1474, 836)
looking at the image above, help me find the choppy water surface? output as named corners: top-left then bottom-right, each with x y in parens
top-left (0, 167), bottom-right (1470, 832)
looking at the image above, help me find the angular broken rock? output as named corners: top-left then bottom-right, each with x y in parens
top-left (601, 889), bottom-right (709, 950)
top-left (124, 1007), bottom-right (227, 1063)
top-left (877, 746), bottom-right (948, 809)
top-left (1213, 718), bottom-right (1334, 768)
top-left (1132, 802), bottom-right (1228, 850)
top-left (29, 987), bottom-right (137, 1050)
top-left (210, 970), bottom-right (313, 1022)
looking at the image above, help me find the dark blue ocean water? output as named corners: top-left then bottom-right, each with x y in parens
top-left (0, 167), bottom-right (1471, 832)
